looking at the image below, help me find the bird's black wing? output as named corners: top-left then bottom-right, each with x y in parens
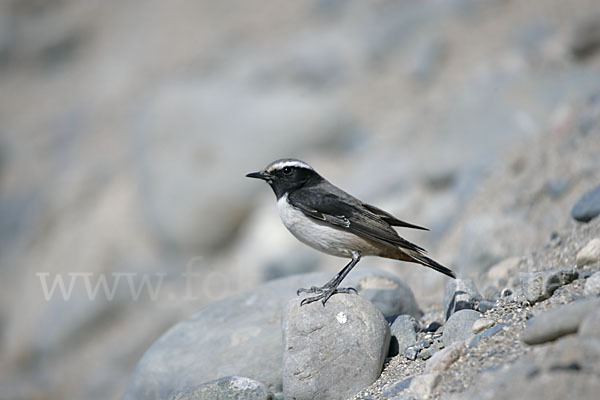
top-left (361, 203), bottom-right (428, 231)
top-left (288, 187), bottom-right (426, 253)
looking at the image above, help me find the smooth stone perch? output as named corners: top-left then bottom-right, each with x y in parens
top-left (282, 294), bottom-right (390, 400)
top-left (123, 269), bottom-right (414, 400)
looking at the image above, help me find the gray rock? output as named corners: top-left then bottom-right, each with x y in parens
top-left (282, 294), bottom-right (390, 400)
top-left (350, 270), bottom-right (422, 318)
top-left (522, 298), bottom-right (600, 345)
top-left (584, 271), bottom-right (600, 297)
top-left (472, 318), bottom-right (495, 334)
top-left (460, 354), bottom-right (600, 400)
top-left (544, 335), bottom-right (600, 374)
top-left (576, 238), bottom-right (600, 267)
top-left (468, 323), bottom-right (508, 348)
top-left (580, 308), bottom-right (600, 337)
top-left (123, 269), bottom-right (414, 400)
top-left (571, 16), bottom-right (600, 61)
top-left (424, 342), bottom-right (466, 373)
top-left (168, 376), bottom-right (272, 400)
top-left (476, 300), bottom-right (496, 313)
top-left (418, 339), bottom-right (444, 361)
top-left (442, 309), bottom-right (481, 346)
top-left (443, 279), bottom-right (482, 320)
top-left (522, 267), bottom-right (578, 304)
top-left (382, 378), bottom-right (413, 398)
top-left (408, 373), bottom-right (440, 398)
top-left (389, 315), bottom-right (419, 356)
top-left (571, 185), bottom-right (600, 222)
top-left (404, 346), bottom-right (419, 361)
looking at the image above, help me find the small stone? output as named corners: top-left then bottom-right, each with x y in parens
top-left (423, 321), bottom-right (443, 333)
top-left (424, 342), bottom-right (466, 373)
top-left (584, 271), bottom-right (600, 297)
top-left (522, 267), bottom-right (578, 304)
top-left (571, 185), bottom-right (600, 222)
top-left (351, 271), bottom-right (423, 318)
top-left (501, 288), bottom-right (513, 297)
top-left (389, 315), bottom-right (419, 357)
top-left (580, 308), bottom-right (600, 337)
top-left (476, 300), bottom-right (496, 313)
top-left (418, 340), bottom-right (443, 361)
top-left (404, 346), bottom-right (419, 361)
top-left (382, 378), bottom-right (413, 398)
top-left (469, 323), bottom-right (508, 348)
top-left (442, 309), bottom-right (481, 346)
top-left (168, 376), bottom-right (272, 400)
top-left (408, 373), bottom-right (440, 398)
top-left (282, 294), bottom-right (390, 400)
top-left (522, 298), bottom-right (600, 345)
top-left (443, 279), bottom-right (482, 320)
top-left (472, 318), bottom-right (495, 334)
top-left (571, 17), bottom-right (600, 60)
top-left (577, 238), bottom-right (600, 267)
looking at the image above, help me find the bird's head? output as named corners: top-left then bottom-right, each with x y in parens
top-left (246, 158), bottom-right (321, 199)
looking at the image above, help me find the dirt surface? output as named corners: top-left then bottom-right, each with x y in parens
top-left (351, 96), bottom-right (600, 399)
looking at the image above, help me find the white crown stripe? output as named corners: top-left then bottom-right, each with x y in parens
top-left (266, 160), bottom-right (313, 173)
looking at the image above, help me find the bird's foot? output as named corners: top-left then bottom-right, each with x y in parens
top-left (296, 285), bottom-right (357, 306)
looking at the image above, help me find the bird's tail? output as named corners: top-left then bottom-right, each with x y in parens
top-left (406, 252), bottom-right (456, 279)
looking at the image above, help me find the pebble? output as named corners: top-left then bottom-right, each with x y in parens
top-left (282, 294), bottom-right (390, 400)
top-left (404, 346), bottom-right (419, 361)
top-left (389, 315), bottom-right (419, 357)
top-left (382, 378), bottom-right (413, 398)
top-left (472, 318), bottom-right (495, 334)
top-left (576, 238), bottom-right (600, 267)
top-left (469, 323), bottom-right (508, 348)
top-left (167, 376), bottom-right (272, 400)
top-left (522, 298), bottom-right (600, 345)
top-left (442, 309), bottom-right (481, 346)
top-left (571, 184), bottom-right (600, 222)
top-left (522, 267), bottom-right (578, 304)
top-left (424, 342), bottom-right (466, 373)
top-left (418, 340), bottom-right (444, 361)
top-left (584, 271), bottom-right (600, 297)
top-left (476, 300), bottom-right (496, 313)
top-left (352, 270), bottom-right (423, 318)
top-left (408, 373), bottom-right (440, 398)
top-left (443, 279), bottom-right (482, 321)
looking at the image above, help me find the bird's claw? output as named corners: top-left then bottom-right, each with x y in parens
top-left (296, 285), bottom-right (358, 306)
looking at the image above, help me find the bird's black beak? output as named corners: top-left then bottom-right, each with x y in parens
top-left (246, 171), bottom-right (271, 181)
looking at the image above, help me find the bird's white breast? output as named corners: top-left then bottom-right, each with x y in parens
top-left (277, 193), bottom-right (380, 257)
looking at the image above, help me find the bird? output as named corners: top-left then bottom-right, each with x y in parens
top-left (246, 158), bottom-right (456, 306)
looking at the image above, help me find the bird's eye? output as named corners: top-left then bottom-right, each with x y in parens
top-left (282, 167), bottom-right (292, 175)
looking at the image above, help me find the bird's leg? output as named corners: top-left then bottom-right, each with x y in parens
top-left (297, 251), bottom-right (361, 306)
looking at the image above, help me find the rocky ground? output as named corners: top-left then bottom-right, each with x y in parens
top-left (348, 96), bottom-right (600, 399)
top-left (123, 96), bottom-right (600, 400)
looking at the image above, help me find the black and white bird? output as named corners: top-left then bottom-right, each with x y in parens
top-left (246, 158), bottom-right (456, 306)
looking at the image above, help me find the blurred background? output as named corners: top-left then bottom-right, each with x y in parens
top-left (1, 0), bottom-right (599, 399)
